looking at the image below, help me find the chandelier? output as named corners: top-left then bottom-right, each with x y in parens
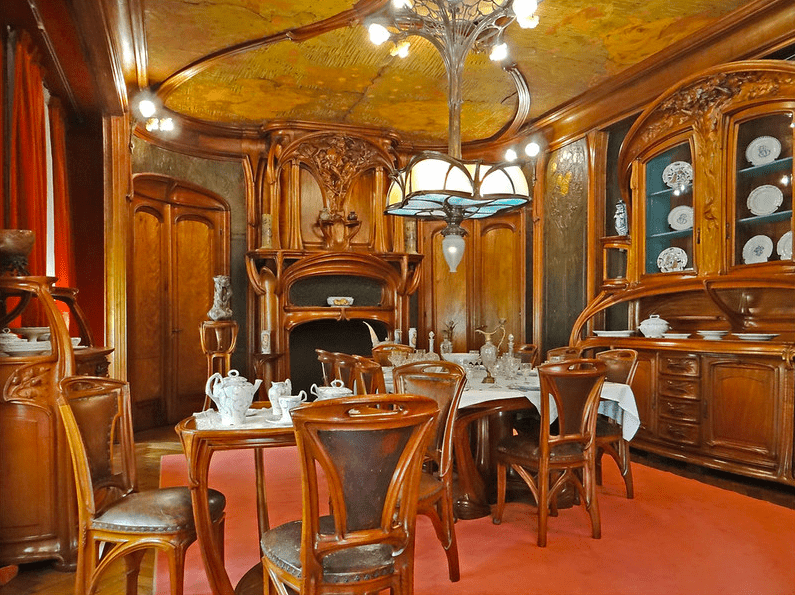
top-left (371, 0), bottom-right (541, 272)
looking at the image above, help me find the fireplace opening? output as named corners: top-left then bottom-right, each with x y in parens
top-left (289, 319), bottom-right (388, 396)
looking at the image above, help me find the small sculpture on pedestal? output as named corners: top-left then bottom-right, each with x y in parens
top-left (207, 275), bottom-right (233, 321)
top-left (614, 199), bottom-right (629, 236)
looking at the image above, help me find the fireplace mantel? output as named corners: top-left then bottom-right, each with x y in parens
top-left (246, 249), bottom-right (422, 384)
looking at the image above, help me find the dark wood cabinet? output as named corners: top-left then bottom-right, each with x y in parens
top-left (0, 276), bottom-right (112, 568)
top-left (573, 61), bottom-right (795, 488)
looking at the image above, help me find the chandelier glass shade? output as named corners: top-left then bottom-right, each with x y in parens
top-left (375, 0), bottom-right (539, 272)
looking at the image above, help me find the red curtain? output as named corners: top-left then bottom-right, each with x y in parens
top-left (0, 34), bottom-right (4, 228)
top-left (8, 31), bottom-right (47, 277)
top-left (49, 98), bottom-right (74, 288)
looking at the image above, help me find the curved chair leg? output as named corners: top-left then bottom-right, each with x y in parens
top-left (582, 460), bottom-right (601, 540)
top-left (492, 462), bottom-right (507, 525)
top-left (438, 490), bottom-right (460, 582)
top-left (595, 447), bottom-right (605, 486)
top-left (124, 549), bottom-right (146, 595)
top-left (167, 542), bottom-right (189, 595)
top-left (618, 438), bottom-right (634, 499)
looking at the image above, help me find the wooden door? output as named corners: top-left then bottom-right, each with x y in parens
top-left (129, 175), bottom-right (229, 429)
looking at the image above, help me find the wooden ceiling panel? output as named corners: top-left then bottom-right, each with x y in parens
top-left (144, 0), bottom-right (757, 145)
top-left (144, 0), bottom-right (357, 82)
top-left (164, 27), bottom-right (517, 144)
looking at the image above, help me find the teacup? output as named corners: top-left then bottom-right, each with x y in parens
top-left (310, 379), bottom-right (353, 400)
top-left (278, 391), bottom-right (307, 423)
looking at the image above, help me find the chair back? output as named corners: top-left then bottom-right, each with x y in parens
top-left (351, 354), bottom-right (388, 394)
top-left (595, 349), bottom-right (638, 385)
top-left (391, 361), bottom-right (466, 476)
top-left (546, 346), bottom-right (581, 362)
top-left (371, 343), bottom-right (414, 367)
top-left (516, 344), bottom-right (539, 366)
top-left (537, 359), bottom-right (607, 451)
top-left (57, 377), bottom-right (137, 524)
top-left (290, 395), bottom-right (437, 577)
top-left (316, 348), bottom-right (341, 386)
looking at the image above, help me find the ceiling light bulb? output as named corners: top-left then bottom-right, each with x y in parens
top-left (159, 118), bottom-right (174, 132)
top-left (516, 14), bottom-right (540, 29)
top-left (392, 0), bottom-right (412, 8)
top-left (512, 0), bottom-right (538, 19)
top-left (391, 40), bottom-right (410, 58)
top-left (489, 42), bottom-right (508, 62)
top-left (525, 142), bottom-right (540, 157)
top-left (144, 117), bottom-right (159, 132)
top-left (505, 148), bottom-right (518, 161)
top-left (138, 99), bottom-right (156, 118)
top-left (368, 23), bottom-right (390, 45)
top-left (441, 229), bottom-right (466, 273)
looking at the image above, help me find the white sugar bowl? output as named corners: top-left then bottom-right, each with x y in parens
top-left (638, 315), bottom-right (670, 338)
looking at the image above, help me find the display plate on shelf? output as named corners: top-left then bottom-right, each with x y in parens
top-left (745, 136), bottom-right (781, 166)
top-left (732, 333), bottom-right (778, 341)
top-left (656, 247), bottom-right (688, 272)
top-left (661, 161), bottom-right (693, 189)
top-left (777, 231), bottom-right (792, 260)
top-left (667, 205), bottom-right (693, 230)
top-left (742, 234), bottom-right (773, 264)
top-left (746, 185), bottom-right (783, 216)
top-left (593, 330), bottom-right (635, 338)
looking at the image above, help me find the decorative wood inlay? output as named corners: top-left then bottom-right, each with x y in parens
top-left (545, 141), bottom-right (587, 231)
top-left (292, 134), bottom-right (383, 211)
top-left (3, 364), bottom-right (52, 404)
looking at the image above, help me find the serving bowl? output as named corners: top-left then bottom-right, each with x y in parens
top-left (327, 296), bottom-right (354, 306)
top-left (697, 330), bottom-right (728, 341)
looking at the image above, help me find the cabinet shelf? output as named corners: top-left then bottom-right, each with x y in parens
top-left (736, 210), bottom-right (792, 226)
top-left (647, 228), bottom-right (692, 240)
top-left (737, 156), bottom-right (793, 176)
top-left (648, 187), bottom-right (693, 198)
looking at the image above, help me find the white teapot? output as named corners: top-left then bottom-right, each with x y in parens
top-left (310, 379), bottom-right (353, 400)
top-left (205, 369), bottom-right (262, 426)
top-left (638, 314), bottom-right (670, 338)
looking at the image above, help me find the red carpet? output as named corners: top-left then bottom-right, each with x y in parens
top-left (159, 448), bottom-right (795, 595)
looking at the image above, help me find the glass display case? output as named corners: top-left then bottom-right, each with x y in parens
top-left (732, 112), bottom-right (794, 267)
top-left (644, 142), bottom-right (694, 275)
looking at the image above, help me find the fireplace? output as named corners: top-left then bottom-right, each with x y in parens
top-left (246, 250), bottom-right (422, 394)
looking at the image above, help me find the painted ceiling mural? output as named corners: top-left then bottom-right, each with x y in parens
top-left (145, 0), bottom-right (748, 145)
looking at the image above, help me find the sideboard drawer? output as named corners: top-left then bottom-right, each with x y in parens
top-left (658, 420), bottom-right (700, 446)
top-left (658, 376), bottom-right (700, 400)
top-left (658, 396), bottom-right (701, 423)
top-left (659, 354), bottom-right (700, 377)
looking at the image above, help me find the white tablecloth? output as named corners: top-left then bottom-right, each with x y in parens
top-left (460, 379), bottom-right (640, 441)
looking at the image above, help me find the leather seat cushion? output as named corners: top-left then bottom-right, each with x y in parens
top-left (93, 487), bottom-right (225, 533)
top-left (261, 517), bottom-right (394, 584)
top-left (496, 434), bottom-right (585, 464)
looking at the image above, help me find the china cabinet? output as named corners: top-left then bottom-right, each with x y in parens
top-left (0, 276), bottom-right (112, 568)
top-left (573, 61), bottom-right (795, 487)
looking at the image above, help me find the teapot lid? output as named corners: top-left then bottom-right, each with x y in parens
top-left (221, 369), bottom-right (248, 383)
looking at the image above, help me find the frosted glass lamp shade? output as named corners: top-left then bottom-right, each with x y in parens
top-left (442, 232), bottom-right (466, 273)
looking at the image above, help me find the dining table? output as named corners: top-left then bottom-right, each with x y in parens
top-left (450, 370), bottom-right (639, 519)
top-left (176, 401), bottom-right (296, 595)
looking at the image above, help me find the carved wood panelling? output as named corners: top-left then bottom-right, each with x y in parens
top-left (542, 139), bottom-right (588, 353)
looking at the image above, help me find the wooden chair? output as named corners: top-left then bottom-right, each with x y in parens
top-left (594, 349), bottom-right (639, 498)
top-left (515, 343), bottom-right (539, 366)
top-left (260, 394), bottom-right (438, 595)
top-left (492, 359), bottom-right (607, 547)
top-left (335, 352), bottom-right (387, 394)
top-left (392, 360), bottom-right (467, 582)
top-left (57, 377), bottom-right (226, 595)
top-left (316, 348), bottom-right (341, 386)
top-left (371, 342), bottom-right (414, 367)
top-left (546, 345), bottom-right (581, 362)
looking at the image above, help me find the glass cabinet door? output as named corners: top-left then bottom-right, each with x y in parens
top-left (644, 142), bottom-right (694, 274)
top-left (733, 113), bottom-right (794, 266)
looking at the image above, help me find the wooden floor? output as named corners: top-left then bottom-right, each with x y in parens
top-left (2, 427), bottom-right (794, 594)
